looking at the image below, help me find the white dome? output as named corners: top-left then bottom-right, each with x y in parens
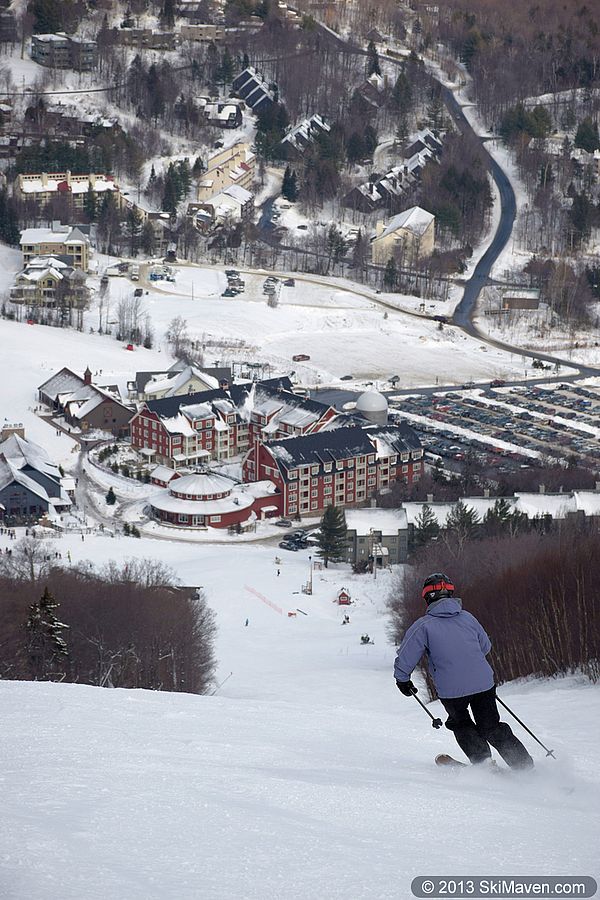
top-left (171, 472), bottom-right (233, 500)
top-left (356, 390), bottom-right (388, 413)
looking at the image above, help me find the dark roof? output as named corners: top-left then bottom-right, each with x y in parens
top-left (266, 423), bottom-right (421, 473)
top-left (267, 426), bottom-right (377, 470)
top-left (143, 376), bottom-right (295, 419)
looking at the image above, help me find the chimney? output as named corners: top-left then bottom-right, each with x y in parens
top-left (483, 488), bottom-right (490, 498)
top-left (539, 484), bottom-right (545, 494)
top-left (41, 172), bottom-right (48, 188)
top-left (426, 493), bottom-right (433, 503)
top-left (83, 366), bottom-right (92, 386)
top-left (65, 169), bottom-right (71, 185)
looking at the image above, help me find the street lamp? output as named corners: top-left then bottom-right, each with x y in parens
top-left (307, 554), bottom-right (313, 594)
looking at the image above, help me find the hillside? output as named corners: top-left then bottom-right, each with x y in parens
top-left (2, 535), bottom-right (599, 900)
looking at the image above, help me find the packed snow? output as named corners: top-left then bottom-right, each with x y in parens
top-left (1, 534), bottom-right (599, 899)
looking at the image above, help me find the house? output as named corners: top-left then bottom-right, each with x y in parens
top-left (371, 206), bottom-right (435, 265)
top-left (196, 98), bottom-right (243, 129)
top-left (0, 433), bottom-right (72, 523)
top-left (231, 68), bottom-right (275, 113)
top-left (179, 24), bottom-right (225, 41)
top-left (10, 256), bottom-right (88, 310)
top-left (242, 423), bottom-right (423, 518)
top-left (115, 28), bottom-right (178, 50)
top-left (345, 507), bottom-right (409, 566)
top-left (128, 364), bottom-right (231, 400)
top-left (343, 129), bottom-right (442, 213)
top-left (281, 115), bottom-right (330, 158)
top-left (190, 185), bottom-right (254, 232)
top-left (15, 171), bottom-right (120, 211)
top-left (196, 142), bottom-right (255, 203)
top-left (38, 367), bottom-right (132, 437)
top-left (31, 33), bottom-right (97, 71)
top-left (130, 378), bottom-right (336, 468)
top-left (20, 224), bottom-right (91, 271)
top-left (137, 366), bottom-right (221, 401)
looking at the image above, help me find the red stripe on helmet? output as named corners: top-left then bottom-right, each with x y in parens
top-left (422, 580), bottom-right (455, 600)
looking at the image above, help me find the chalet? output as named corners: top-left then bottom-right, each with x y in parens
top-left (136, 365), bottom-right (220, 401)
top-left (0, 433), bottom-right (71, 523)
top-left (190, 185), bottom-right (254, 232)
top-left (281, 115), bottom-right (330, 158)
top-left (196, 142), bottom-right (255, 203)
top-left (242, 423), bottom-right (422, 518)
top-left (130, 378), bottom-right (337, 468)
top-left (196, 98), bottom-right (243, 129)
top-left (10, 256), bottom-right (88, 309)
top-left (38, 366), bottom-right (132, 437)
top-left (371, 206), bottom-right (435, 265)
top-left (20, 224), bottom-right (90, 270)
top-left (231, 68), bottom-right (275, 113)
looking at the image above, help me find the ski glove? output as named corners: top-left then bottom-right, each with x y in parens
top-left (396, 679), bottom-right (417, 697)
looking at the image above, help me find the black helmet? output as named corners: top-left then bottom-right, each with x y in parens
top-left (422, 572), bottom-right (455, 604)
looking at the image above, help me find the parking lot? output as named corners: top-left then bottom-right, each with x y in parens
top-left (390, 381), bottom-right (600, 475)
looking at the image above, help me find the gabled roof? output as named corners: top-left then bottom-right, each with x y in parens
top-left (143, 377), bottom-right (294, 420)
top-left (38, 366), bottom-right (84, 401)
top-left (374, 206), bottom-right (435, 242)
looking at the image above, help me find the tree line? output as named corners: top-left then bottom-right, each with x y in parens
top-left (0, 543), bottom-right (217, 694)
top-left (388, 518), bottom-right (600, 691)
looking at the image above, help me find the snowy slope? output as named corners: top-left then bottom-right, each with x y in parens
top-left (2, 534), bottom-right (600, 899)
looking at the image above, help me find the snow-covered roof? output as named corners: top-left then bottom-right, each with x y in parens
top-left (345, 508), bottom-right (408, 533)
top-left (374, 206), bottom-right (434, 242)
top-left (38, 367), bottom-right (84, 402)
top-left (151, 465), bottom-right (179, 483)
top-left (170, 472), bottom-right (233, 498)
top-left (161, 413), bottom-right (197, 437)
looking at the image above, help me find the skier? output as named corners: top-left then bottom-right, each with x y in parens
top-left (394, 573), bottom-right (533, 770)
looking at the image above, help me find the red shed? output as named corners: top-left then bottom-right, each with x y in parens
top-left (337, 588), bottom-right (351, 605)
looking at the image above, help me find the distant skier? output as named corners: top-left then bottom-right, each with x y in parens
top-left (394, 573), bottom-right (533, 770)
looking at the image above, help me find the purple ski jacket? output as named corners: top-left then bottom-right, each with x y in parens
top-left (393, 597), bottom-right (494, 699)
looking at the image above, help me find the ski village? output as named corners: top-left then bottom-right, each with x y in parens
top-left (0, 0), bottom-right (599, 897)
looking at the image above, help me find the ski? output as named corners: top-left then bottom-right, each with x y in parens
top-left (435, 754), bottom-right (511, 775)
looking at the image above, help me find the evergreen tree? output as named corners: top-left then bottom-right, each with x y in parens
top-left (383, 257), bottom-right (398, 291)
top-left (392, 70), bottom-right (412, 114)
top-left (426, 87), bottom-right (446, 132)
top-left (346, 131), bottom-right (366, 164)
top-left (482, 497), bottom-right (512, 536)
top-left (281, 165), bottom-right (299, 202)
top-left (106, 486), bottom-right (117, 505)
top-left (574, 117), bottom-right (600, 153)
top-left (217, 48), bottom-right (234, 85)
top-left (160, 0), bottom-right (175, 28)
top-left (366, 40), bottom-right (381, 77)
top-left (126, 207), bottom-right (143, 256)
top-left (363, 125), bottom-right (378, 156)
top-left (83, 182), bottom-right (97, 222)
top-left (25, 587), bottom-right (69, 679)
top-left (0, 188), bottom-right (21, 245)
top-left (140, 221), bottom-right (156, 257)
top-left (317, 505), bottom-right (348, 567)
top-left (413, 503), bottom-right (440, 549)
top-left (445, 500), bottom-right (480, 541)
top-left (351, 228), bottom-right (368, 273)
top-left (31, 0), bottom-right (63, 34)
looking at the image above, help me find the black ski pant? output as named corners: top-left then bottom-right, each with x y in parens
top-left (440, 687), bottom-right (534, 769)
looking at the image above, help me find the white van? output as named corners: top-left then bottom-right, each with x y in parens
top-left (131, 264), bottom-right (140, 281)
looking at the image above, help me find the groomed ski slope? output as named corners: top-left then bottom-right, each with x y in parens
top-left (2, 536), bottom-right (599, 900)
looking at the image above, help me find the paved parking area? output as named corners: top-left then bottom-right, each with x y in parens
top-left (390, 382), bottom-right (600, 475)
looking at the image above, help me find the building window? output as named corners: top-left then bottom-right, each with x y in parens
top-left (289, 504), bottom-right (297, 513)
top-left (324, 475), bottom-right (332, 483)
top-left (402, 465), bottom-right (408, 473)
top-left (311, 502), bottom-right (318, 509)
top-left (368, 477), bottom-right (376, 486)
top-left (348, 459), bottom-right (354, 468)
top-left (311, 466), bottom-right (319, 475)
top-left (210, 515), bottom-right (221, 523)
top-left (324, 486), bottom-right (332, 495)
top-left (311, 478), bottom-right (318, 486)
top-left (324, 463), bottom-right (332, 472)
top-left (311, 489), bottom-right (318, 497)
top-left (289, 470), bottom-right (298, 479)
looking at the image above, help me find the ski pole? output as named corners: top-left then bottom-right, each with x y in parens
top-left (412, 691), bottom-right (443, 729)
top-left (496, 696), bottom-right (556, 758)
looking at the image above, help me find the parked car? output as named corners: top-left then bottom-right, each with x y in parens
top-left (490, 379), bottom-right (506, 387)
top-left (275, 518), bottom-right (293, 527)
top-left (340, 375), bottom-right (353, 381)
top-left (292, 354), bottom-right (310, 362)
top-left (134, 287), bottom-right (143, 297)
top-left (279, 541), bottom-right (299, 551)
top-left (284, 278), bottom-right (295, 287)
top-left (100, 274), bottom-right (109, 285)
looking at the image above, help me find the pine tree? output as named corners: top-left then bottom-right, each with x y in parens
top-left (363, 125), bottom-right (378, 156)
top-left (366, 40), bottom-right (381, 77)
top-left (126, 207), bottom-right (143, 256)
top-left (383, 257), bottom-right (397, 291)
top-left (317, 505), bottom-right (348, 567)
top-left (25, 587), bottom-right (69, 679)
top-left (574, 117), bottom-right (600, 153)
top-left (83, 182), bottom-right (97, 222)
top-left (445, 501), bottom-right (480, 541)
top-left (140, 221), bottom-right (155, 257)
top-left (413, 503), bottom-right (439, 549)
top-left (0, 188), bottom-right (21, 245)
top-left (392, 70), bottom-right (412, 114)
top-left (106, 486), bottom-right (116, 505)
top-left (160, 0), bottom-right (175, 28)
top-left (281, 165), bottom-right (299, 202)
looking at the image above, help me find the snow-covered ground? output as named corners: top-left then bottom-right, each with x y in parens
top-left (1, 533), bottom-right (599, 899)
